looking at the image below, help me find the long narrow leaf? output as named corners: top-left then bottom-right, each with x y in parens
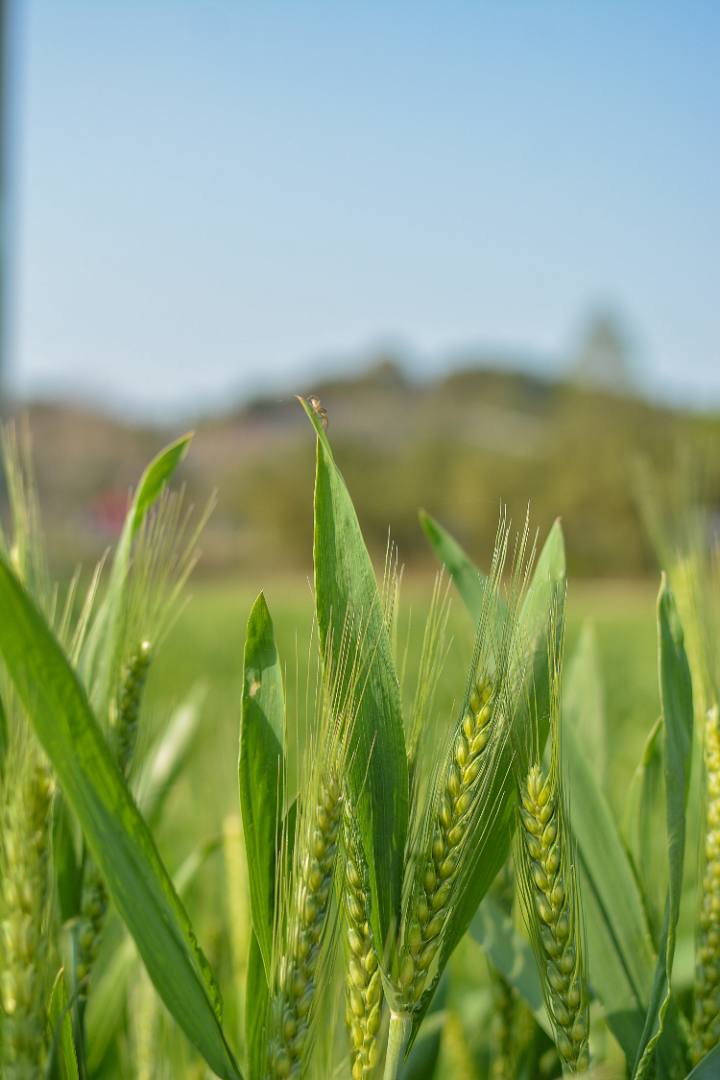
top-left (623, 716), bottom-right (665, 940)
top-left (81, 433), bottom-right (192, 709)
top-left (239, 592), bottom-right (285, 981)
top-left (419, 510), bottom-right (489, 617)
top-left (302, 398), bottom-right (409, 952)
top-left (0, 557), bottom-right (241, 1080)
top-left (564, 717), bottom-right (684, 1075)
top-left (246, 931), bottom-right (271, 1080)
top-left (632, 577), bottom-right (693, 1078)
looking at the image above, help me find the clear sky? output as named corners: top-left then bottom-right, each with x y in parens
top-left (7, 1), bottom-right (720, 417)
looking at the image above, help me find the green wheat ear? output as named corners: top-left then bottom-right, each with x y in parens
top-left (342, 806), bottom-right (383, 1080)
top-left (398, 676), bottom-right (497, 1007)
top-left (691, 704), bottom-right (720, 1064)
top-left (1, 755), bottom-right (54, 1078)
top-left (514, 614), bottom-right (589, 1074)
top-left (268, 769), bottom-right (343, 1078)
top-left (517, 763), bottom-right (588, 1070)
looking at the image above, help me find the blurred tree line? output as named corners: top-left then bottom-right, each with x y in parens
top-left (16, 354), bottom-right (717, 582)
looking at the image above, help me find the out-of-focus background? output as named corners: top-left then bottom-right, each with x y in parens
top-left (1, 1), bottom-right (719, 584)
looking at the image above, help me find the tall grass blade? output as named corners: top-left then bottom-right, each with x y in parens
top-left (632, 578), bottom-right (693, 1079)
top-left (239, 592), bottom-right (285, 982)
top-left (0, 555), bottom-right (242, 1080)
top-left (418, 510), bottom-right (489, 618)
top-left (246, 931), bottom-right (270, 1080)
top-left (81, 433), bottom-right (192, 711)
top-left (623, 717), bottom-right (665, 939)
top-left (301, 398), bottom-right (409, 952)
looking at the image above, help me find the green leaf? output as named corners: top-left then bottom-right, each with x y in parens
top-left (86, 837), bottom-right (222, 1075)
top-left (47, 969), bottom-right (79, 1080)
top-left (0, 556), bottom-right (241, 1080)
top-left (419, 510), bottom-right (489, 618)
top-left (52, 793), bottom-right (83, 921)
top-left (239, 592), bottom-right (285, 982)
top-left (564, 622), bottom-right (606, 784)
top-left (563, 716), bottom-right (684, 1074)
top-left (632, 577), bottom-right (693, 1079)
top-left (81, 433), bottom-right (192, 711)
top-left (301, 398), bottom-right (409, 952)
top-left (246, 931), bottom-right (271, 1080)
top-left (687, 1044), bottom-right (720, 1078)
top-left (623, 716), bottom-right (665, 940)
top-left (469, 895), bottom-right (550, 1035)
top-left (563, 714), bottom-right (653, 1058)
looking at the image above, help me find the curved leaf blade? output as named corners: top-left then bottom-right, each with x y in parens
top-left (81, 433), bottom-right (193, 708)
top-left (0, 557), bottom-right (241, 1080)
top-left (419, 509), bottom-right (488, 618)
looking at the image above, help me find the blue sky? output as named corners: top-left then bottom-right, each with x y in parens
top-left (8, 1), bottom-right (720, 417)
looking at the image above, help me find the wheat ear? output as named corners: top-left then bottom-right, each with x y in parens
top-left (398, 678), bottom-right (496, 1006)
top-left (1, 760), bottom-right (54, 1078)
top-left (343, 810), bottom-right (383, 1079)
top-left (518, 763), bottom-right (588, 1071)
top-left (268, 770), bottom-right (343, 1078)
top-left (691, 704), bottom-right (720, 1064)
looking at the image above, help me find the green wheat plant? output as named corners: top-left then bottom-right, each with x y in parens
top-left (0, 401), bottom-right (716, 1079)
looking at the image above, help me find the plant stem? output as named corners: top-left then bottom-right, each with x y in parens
top-left (383, 1010), bottom-right (412, 1080)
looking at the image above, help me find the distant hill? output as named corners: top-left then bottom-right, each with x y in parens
top-left (9, 358), bottom-right (720, 579)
